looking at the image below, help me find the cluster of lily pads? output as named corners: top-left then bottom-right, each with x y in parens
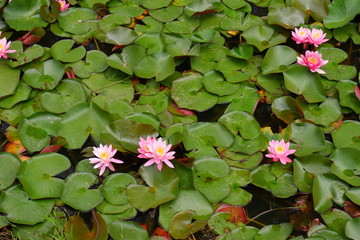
top-left (0, 0), bottom-right (360, 239)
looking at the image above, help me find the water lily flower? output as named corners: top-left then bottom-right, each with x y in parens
top-left (265, 139), bottom-right (296, 165)
top-left (138, 137), bottom-right (175, 171)
top-left (297, 50), bottom-right (328, 74)
top-left (89, 144), bottom-right (123, 176)
top-left (56, 0), bottom-right (70, 11)
top-left (291, 27), bottom-right (310, 44)
top-left (307, 28), bottom-right (329, 47)
top-left (0, 36), bottom-right (16, 59)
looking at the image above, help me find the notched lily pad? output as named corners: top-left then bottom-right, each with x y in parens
top-left (71, 50), bottom-right (108, 78)
top-left (0, 153), bottom-right (21, 190)
top-left (102, 173), bottom-right (137, 205)
top-left (58, 7), bottom-right (98, 35)
top-left (17, 153), bottom-right (71, 199)
top-left (50, 39), bottom-right (86, 62)
top-left (330, 148), bottom-right (360, 186)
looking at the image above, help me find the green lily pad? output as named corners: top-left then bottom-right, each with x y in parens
top-left (138, 91), bottom-right (170, 113)
top-left (0, 184), bottom-right (55, 225)
top-left (262, 45), bottom-right (297, 75)
top-left (3, 0), bottom-right (49, 31)
top-left (291, 0), bottom-right (328, 22)
top-left (321, 208), bottom-right (351, 237)
top-left (109, 221), bottom-right (149, 240)
top-left (57, 102), bottom-right (112, 149)
top-left (333, 22), bottom-right (360, 44)
top-left (221, 149), bottom-right (263, 169)
top-left (58, 7), bottom-right (98, 34)
top-left (163, 33), bottom-right (194, 57)
top-left (61, 172), bottom-right (103, 211)
top-left (293, 155), bottom-right (331, 193)
top-left (18, 112), bottom-right (62, 152)
top-left (171, 73), bottom-right (218, 112)
top-left (190, 45), bottom-right (228, 74)
top-left (332, 120), bottom-right (360, 151)
top-left (183, 122), bottom-right (234, 158)
top-left (134, 16), bottom-right (164, 34)
top-left (346, 187), bottom-right (360, 205)
top-left (323, 0), bottom-right (360, 28)
top-left (271, 96), bottom-right (304, 124)
top-left (219, 111), bottom-right (261, 139)
top-left (107, 45), bottom-right (146, 75)
top-left (242, 24), bottom-right (287, 52)
top-left (127, 165), bottom-right (179, 212)
top-left (330, 148), bottom-right (360, 186)
top-left (268, 7), bottom-right (305, 29)
top-left (222, 83), bottom-right (260, 114)
top-left (96, 201), bottom-right (133, 215)
top-left (297, 96), bottom-right (342, 127)
top-left (99, 209), bottom-right (137, 225)
top-left (133, 52), bottom-right (175, 81)
top-left (105, 26), bottom-right (138, 45)
top-left (283, 65), bottom-right (326, 103)
top-left (8, 42), bottom-right (45, 68)
top-left (290, 122), bottom-right (326, 157)
top-left (99, 13), bottom-right (131, 33)
top-left (17, 153), bottom-right (71, 199)
top-left (169, 210), bottom-right (208, 240)
top-left (255, 223), bottom-right (293, 240)
top-left (313, 173), bottom-right (349, 213)
top-left (336, 80), bottom-right (360, 114)
top-left (23, 59), bottom-right (64, 90)
top-left (222, 168), bottom-right (252, 205)
top-left (192, 157), bottom-right (231, 203)
top-left (159, 189), bottom-right (213, 230)
top-left (0, 81), bottom-right (32, 109)
top-left (70, 50), bottom-right (108, 78)
top-left (228, 44), bottom-right (254, 60)
top-left (40, 79), bottom-right (88, 114)
top-left (0, 153), bottom-right (21, 190)
top-left (0, 60), bottom-right (20, 98)
top-left (215, 57), bottom-right (250, 83)
top-left (50, 39), bottom-right (86, 62)
top-left (102, 173), bottom-right (136, 205)
top-left (134, 33), bottom-right (164, 54)
top-left (202, 71), bottom-right (240, 96)
top-left (345, 217), bottom-right (360, 239)
top-left (165, 14), bottom-right (202, 34)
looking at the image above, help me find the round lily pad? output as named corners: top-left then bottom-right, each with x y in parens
top-left (58, 7), bottom-right (98, 34)
top-left (102, 173), bottom-right (137, 205)
top-left (109, 221), bottom-right (149, 240)
top-left (61, 172), bottom-right (104, 211)
top-left (50, 39), bottom-right (86, 62)
top-left (332, 120), bottom-right (360, 150)
top-left (17, 153), bottom-right (71, 199)
top-left (330, 148), bottom-right (360, 186)
top-left (71, 50), bottom-right (108, 78)
top-left (0, 152), bottom-right (21, 190)
top-left (0, 60), bottom-right (20, 98)
top-left (202, 71), bottom-right (240, 96)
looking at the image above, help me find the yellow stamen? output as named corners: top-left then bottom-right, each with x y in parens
top-left (155, 147), bottom-right (165, 156)
top-left (312, 32), bottom-right (320, 38)
top-left (100, 152), bottom-right (109, 160)
top-left (275, 145), bottom-right (285, 154)
top-left (0, 43), bottom-right (4, 49)
top-left (307, 57), bottom-right (318, 64)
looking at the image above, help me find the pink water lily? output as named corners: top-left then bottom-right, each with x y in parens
top-left (297, 50), bottom-right (328, 74)
top-left (138, 137), bottom-right (175, 171)
top-left (265, 139), bottom-right (296, 165)
top-left (291, 27), bottom-right (310, 44)
top-left (89, 144), bottom-right (123, 176)
top-left (307, 28), bottom-right (329, 47)
top-left (56, 0), bottom-right (70, 11)
top-left (0, 36), bottom-right (16, 59)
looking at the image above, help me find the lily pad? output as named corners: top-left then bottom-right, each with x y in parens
top-left (0, 81), bottom-right (32, 109)
top-left (215, 57), bottom-right (250, 83)
top-left (171, 73), bottom-right (218, 112)
top-left (40, 79), bottom-right (88, 114)
top-left (332, 120), bottom-right (360, 151)
top-left (71, 50), bottom-right (108, 78)
top-left (0, 184), bottom-right (55, 225)
top-left (101, 173), bottom-right (137, 205)
top-left (267, 7), bottom-right (305, 29)
top-left (107, 45), bottom-right (146, 75)
top-left (202, 71), bottom-right (240, 96)
top-left (8, 42), bottom-right (45, 68)
top-left (149, 5), bottom-right (183, 22)
top-left (61, 172), bottom-right (103, 211)
top-left (345, 217), bottom-right (360, 239)
top-left (262, 45), bottom-right (297, 75)
top-left (336, 80), bottom-right (360, 114)
top-left (3, 0), bottom-right (49, 31)
top-left (109, 221), bottom-right (149, 240)
top-left (58, 102), bottom-right (112, 149)
top-left (271, 96), bottom-right (304, 124)
top-left (255, 223), bottom-right (293, 240)
top-left (168, 210), bottom-right (208, 239)
top-left (105, 26), bottom-right (138, 45)
top-left (23, 59), bottom-right (64, 90)
top-left (323, 0), bottom-right (360, 28)
top-left (313, 173), bottom-right (349, 213)
top-left (50, 39), bottom-right (86, 63)
top-left (58, 7), bottom-right (98, 34)
top-left (192, 157), bottom-right (231, 203)
top-left (330, 148), bottom-right (360, 186)
top-left (0, 152), bottom-right (21, 190)
top-left (159, 189), bottom-right (213, 230)
top-left (127, 165), bottom-right (179, 212)
top-left (0, 59), bottom-right (20, 98)
top-left (18, 112), bottom-right (62, 152)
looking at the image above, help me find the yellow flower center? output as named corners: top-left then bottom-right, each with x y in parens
top-left (299, 30), bottom-right (306, 36)
top-left (275, 145), bottom-right (285, 154)
top-left (100, 152), bottom-right (109, 160)
top-left (312, 32), bottom-right (320, 39)
top-left (155, 147), bottom-right (165, 156)
top-left (307, 56), bottom-right (318, 64)
top-left (0, 43), bottom-right (4, 49)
